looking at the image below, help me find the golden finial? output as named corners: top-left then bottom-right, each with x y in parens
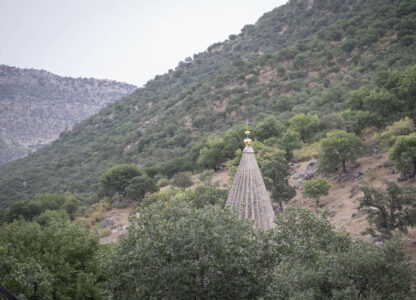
top-left (244, 122), bottom-right (252, 146)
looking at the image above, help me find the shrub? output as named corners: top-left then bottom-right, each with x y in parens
top-left (124, 176), bottom-right (159, 201)
top-left (254, 117), bottom-right (283, 141)
top-left (99, 164), bottom-right (142, 196)
top-left (400, 35), bottom-right (414, 47)
top-left (171, 172), bottom-right (193, 188)
top-left (380, 117), bottom-right (415, 147)
top-left (341, 39), bottom-right (357, 52)
top-left (197, 137), bottom-right (226, 170)
top-left (198, 170), bottom-right (214, 186)
top-left (293, 142), bottom-right (321, 161)
top-left (159, 158), bottom-right (193, 178)
top-left (389, 133), bottom-right (416, 179)
top-left (157, 178), bottom-right (170, 187)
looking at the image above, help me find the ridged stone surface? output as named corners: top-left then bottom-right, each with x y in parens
top-left (226, 147), bottom-right (275, 229)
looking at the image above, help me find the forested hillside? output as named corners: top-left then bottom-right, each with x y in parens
top-left (1, 0), bottom-right (416, 207)
top-left (0, 65), bottom-right (136, 164)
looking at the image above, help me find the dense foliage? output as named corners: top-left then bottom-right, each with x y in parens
top-left (0, 193), bottom-right (80, 224)
top-left (359, 180), bottom-right (416, 239)
top-left (105, 195), bottom-right (416, 299)
top-left (0, 218), bottom-right (105, 299)
top-left (390, 133), bottom-right (416, 179)
top-left (1, 186), bottom-right (415, 299)
top-left (99, 164), bottom-right (142, 196)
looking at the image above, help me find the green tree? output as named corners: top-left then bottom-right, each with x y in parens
top-left (6, 201), bottom-right (42, 222)
top-left (106, 198), bottom-right (271, 299)
top-left (143, 165), bottom-right (160, 178)
top-left (287, 113), bottom-right (320, 143)
top-left (254, 116), bottom-right (283, 142)
top-left (31, 194), bottom-right (66, 211)
top-left (340, 109), bottom-right (373, 134)
top-left (5, 194), bottom-right (80, 223)
top-left (61, 196), bottom-right (81, 220)
top-left (359, 180), bottom-right (416, 239)
top-left (346, 86), bottom-right (403, 125)
top-left (389, 133), bottom-right (416, 178)
top-left (266, 208), bottom-right (415, 299)
top-left (99, 164), bottom-right (142, 196)
top-left (0, 218), bottom-right (105, 299)
top-left (319, 130), bottom-right (365, 173)
top-left (398, 65), bottom-right (416, 112)
top-left (273, 95), bottom-right (293, 112)
top-left (180, 185), bottom-right (228, 208)
top-left (345, 86), bottom-right (371, 111)
top-left (124, 176), bottom-right (159, 200)
top-left (277, 130), bottom-right (302, 160)
top-left (159, 158), bottom-right (193, 178)
top-left (107, 196), bottom-right (416, 299)
top-left (197, 137), bottom-right (226, 170)
top-left (222, 127), bottom-right (245, 159)
top-left (171, 171), bottom-right (194, 188)
top-left (258, 146), bottom-right (295, 210)
top-left (302, 177), bottom-right (331, 207)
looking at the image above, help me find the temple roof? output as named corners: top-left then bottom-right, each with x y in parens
top-left (226, 144), bottom-right (275, 229)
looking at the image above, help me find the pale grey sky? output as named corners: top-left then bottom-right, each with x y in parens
top-left (0, 0), bottom-right (287, 86)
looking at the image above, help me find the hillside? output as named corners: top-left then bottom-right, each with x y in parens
top-left (0, 65), bottom-right (136, 164)
top-left (1, 0), bottom-right (416, 208)
top-left (96, 131), bottom-right (416, 258)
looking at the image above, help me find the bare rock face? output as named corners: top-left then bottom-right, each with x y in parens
top-left (0, 65), bottom-right (136, 164)
top-left (293, 160), bottom-right (318, 189)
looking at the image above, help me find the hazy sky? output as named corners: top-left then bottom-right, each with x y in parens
top-left (0, 0), bottom-right (288, 86)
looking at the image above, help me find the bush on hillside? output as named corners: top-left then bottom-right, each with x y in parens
top-left (380, 117), bottom-right (415, 147)
top-left (99, 164), bottom-right (142, 197)
top-left (171, 171), bottom-right (193, 188)
top-left (389, 133), bottom-right (416, 179)
top-left (124, 176), bottom-right (159, 201)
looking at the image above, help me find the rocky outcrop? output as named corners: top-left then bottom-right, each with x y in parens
top-left (0, 65), bottom-right (136, 164)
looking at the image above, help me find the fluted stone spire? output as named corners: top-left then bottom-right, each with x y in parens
top-left (226, 130), bottom-right (275, 229)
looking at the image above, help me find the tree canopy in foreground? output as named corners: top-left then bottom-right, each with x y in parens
top-left (106, 195), bottom-right (415, 299)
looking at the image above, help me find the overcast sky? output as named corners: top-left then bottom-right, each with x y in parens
top-left (0, 0), bottom-right (288, 86)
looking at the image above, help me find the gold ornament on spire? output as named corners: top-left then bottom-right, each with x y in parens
top-left (244, 127), bottom-right (252, 146)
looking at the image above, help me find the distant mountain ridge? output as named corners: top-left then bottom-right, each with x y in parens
top-left (0, 65), bottom-right (137, 164)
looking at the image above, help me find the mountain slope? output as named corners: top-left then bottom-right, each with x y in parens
top-left (0, 0), bottom-right (415, 207)
top-left (0, 65), bottom-right (136, 164)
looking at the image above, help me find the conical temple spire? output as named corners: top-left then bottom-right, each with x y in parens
top-left (226, 130), bottom-right (275, 229)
